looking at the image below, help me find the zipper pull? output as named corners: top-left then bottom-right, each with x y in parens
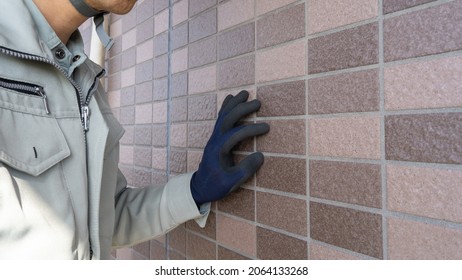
top-left (82, 105), bottom-right (90, 131)
top-left (35, 86), bottom-right (50, 114)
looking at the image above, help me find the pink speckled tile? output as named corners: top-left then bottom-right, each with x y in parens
top-left (154, 8), bottom-right (169, 35)
top-left (152, 101), bottom-right (168, 124)
top-left (135, 103), bottom-right (153, 124)
top-left (388, 218), bottom-right (462, 259)
top-left (309, 116), bottom-right (381, 159)
top-left (256, 0), bottom-right (298, 16)
top-left (309, 243), bottom-right (361, 260)
top-left (387, 165), bottom-right (462, 223)
top-left (218, 0), bottom-right (255, 31)
top-left (256, 40), bottom-right (306, 83)
top-left (171, 47), bottom-right (188, 74)
top-left (173, 0), bottom-right (188, 26)
top-left (385, 55), bottom-right (462, 110)
top-left (188, 65), bottom-right (217, 94)
top-left (308, 0), bottom-right (378, 34)
top-left (216, 215), bottom-right (256, 257)
top-left (152, 148), bottom-right (167, 170)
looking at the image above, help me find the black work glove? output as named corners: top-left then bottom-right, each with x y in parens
top-left (190, 90), bottom-right (270, 206)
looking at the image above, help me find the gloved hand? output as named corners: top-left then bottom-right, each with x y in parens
top-left (190, 90), bottom-right (270, 206)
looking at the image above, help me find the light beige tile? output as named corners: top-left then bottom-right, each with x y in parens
top-left (385, 55), bottom-right (462, 110)
top-left (136, 39), bottom-right (154, 63)
top-left (309, 116), bottom-right (381, 159)
top-left (135, 103), bottom-right (153, 124)
top-left (218, 0), bottom-right (255, 31)
top-left (308, 0), bottom-right (378, 34)
top-left (119, 145), bottom-right (134, 165)
top-left (256, 40), bottom-right (306, 83)
top-left (173, 0), bottom-right (189, 26)
top-left (310, 243), bottom-right (360, 260)
top-left (388, 218), bottom-right (462, 259)
top-left (387, 165), bottom-right (462, 223)
top-left (155, 9), bottom-right (169, 35)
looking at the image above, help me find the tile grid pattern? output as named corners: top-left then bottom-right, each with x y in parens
top-left (89, 0), bottom-right (462, 259)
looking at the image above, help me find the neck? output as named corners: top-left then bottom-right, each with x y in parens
top-left (33, 0), bottom-right (88, 44)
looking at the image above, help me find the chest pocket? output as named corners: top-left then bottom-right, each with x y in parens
top-left (0, 80), bottom-right (70, 176)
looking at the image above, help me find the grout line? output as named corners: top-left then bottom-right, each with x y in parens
top-left (378, 0), bottom-right (388, 260)
top-left (310, 197), bottom-right (383, 215)
top-left (305, 0), bottom-right (311, 260)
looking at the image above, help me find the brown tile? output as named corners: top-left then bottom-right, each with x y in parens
top-left (186, 233), bottom-right (217, 260)
top-left (309, 116), bottom-right (381, 160)
top-left (172, 22), bottom-right (189, 50)
top-left (383, 0), bottom-right (437, 14)
top-left (218, 55), bottom-right (255, 90)
top-left (134, 146), bottom-right (152, 168)
top-left (189, 8), bottom-right (217, 43)
top-left (384, 55), bottom-right (462, 111)
top-left (217, 215), bottom-right (256, 257)
top-left (190, 0), bottom-right (217, 17)
top-left (218, 246), bottom-right (250, 260)
top-left (218, 22), bottom-right (255, 60)
top-left (169, 225), bottom-right (186, 254)
top-left (171, 97), bottom-right (188, 122)
top-left (188, 65), bottom-right (217, 94)
top-left (171, 123), bottom-right (187, 148)
top-left (170, 149), bottom-right (187, 173)
top-left (308, 69), bottom-right (380, 114)
top-left (217, 188), bottom-right (255, 221)
top-left (132, 241), bottom-right (150, 259)
top-left (388, 218), bottom-right (462, 259)
top-left (256, 40), bottom-right (306, 83)
top-left (187, 212), bottom-right (217, 240)
top-left (310, 202), bottom-right (383, 258)
top-left (256, 156), bottom-right (306, 195)
top-left (151, 241), bottom-right (166, 260)
top-left (169, 250), bottom-right (186, 260)
top-left (257, 119), bottom-right (306, 155)
top-left (308, 0), bottom-right (378, 34)
top-left (218, 0), bottom-right (254, 31)
top-left (387, 165), bottom-right (462, 223)
top-left (257, 192), bottom-right (307, 236)
top-left (152, 124), bottom-right (167, 147)
top-left (384, 1), bottom-right (462, 62)
top-left (189, 37), bottom-right (217, 68)
top-left (308, 23), bottom-right (379, 74)
top-left (310, 160), bottom-right (382, 208)
top-left (309, 243), bottom-right (361, 260)
top-left (257, 227), bottom-right (307, 259)
top-left (257, 80), bottom-right (306, 117)
top-left (257, 3), bottom-right (305, 49)
top-left (385, 113), bottom-right (462, 164)
top-left (188, 121), bottom-right (215, 149)
top-left (256, 0), bottom-right (298, 16)
top-left (172, 72), bottom-right (188, 98)
top-left (188, 94), bottom-right (217, 121)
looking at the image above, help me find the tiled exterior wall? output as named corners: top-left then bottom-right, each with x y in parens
top-left (92, 0), bottom-right (462, 259)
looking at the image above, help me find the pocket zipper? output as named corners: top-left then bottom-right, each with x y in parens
top-left (0, 77), bottom-right (50, 114)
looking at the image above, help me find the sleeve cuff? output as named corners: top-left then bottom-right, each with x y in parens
top-left (165, 172), bottom-right (210, 228)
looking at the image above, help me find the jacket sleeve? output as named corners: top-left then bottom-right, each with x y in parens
top-left (111, 170), bottom-right (210, 248)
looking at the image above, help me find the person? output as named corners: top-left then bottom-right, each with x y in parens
top-left (0, 0), bottom-right (269, 259)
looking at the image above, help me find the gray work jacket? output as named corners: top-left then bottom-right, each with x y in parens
top-left (0, 0), bottom-right (208, 259)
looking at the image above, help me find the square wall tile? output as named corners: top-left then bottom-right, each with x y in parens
top-left (385, 113), bottom-right (462, 164)
top-left (308, 69), bottom-right (380, 114)
top-left (186, 233), bottom-right (217, 260)
top-left (189, 37), bottom-right (217, 69)
top-left (384, 1), bottom-right (462, 62)
top-left (172, 72), bottom-right (188, 97)
top-left (189, 8), bottom-right (217, 43)
top-left (256, 0), bottom-right (298, 16)
top-left (387, 165), bottom-right (462, 223)
top-left (257, 119), bottom-right (306, 155)
top-left (310, 202), bottom-right (383, 258)
top-left (137, 82), bottom-right (154, 104)
top-left (171, 123), bottom-right (187, 147)
top-left (218, 246), bottom-right (250, 260)
top-left (217, 215), bottom-right (256, 257)
top-left (154, 8), bottom-right (169, 35)
top-left (189, 65), bottom-right (217, 94)
top-left (385, 55), bottom-right (462, 111)
top-left (257, 227), bottom-right (307, 259)
top-left (218, 22), bottom-right (255, 60)
top-left (169, 225), bottom-right (186, 254)
top-left (256, 40), bottom-right (306, 83)
top-left (309, 116), bottom-right (381, 160)
top-left (218, 0), bottom-right (255, 31)
top-left (257, 3), bottom-right (305, 49)
top-left (171, 97), bottom-right (188, 122)
top-left (383, 0), bottom-right (436, 14)
top-left (309, 243), bottom-right (361, 260)
top-left (188, 122), bottom-right (215, 149)
top-left (152, 124), bottom-right (167, 147)
top-left (172, 23), bottom-right (189, 50)
top-left (257, 80), bottom-right (306, 117)
top-left (310, 160), bottom-right (382, 208)
top-left (388, 218), bottom-right (462, 259)
top-left (190, 0), bottom-right (217, 17)
top-left (134, 146), bottom-right (152, 168)
top-left (217, 188), bottom-right (255, 221)
top-left (135, 103), bottom-right (153, 124)
top-left (172, 47), bottom-right (188, 74)
top-left (308, 23), bottom-right (378, 74)
top-left (152, 148), bottom-right (167, 170)
top-left (154, 54), bottom-right (168, 79)
top-left (133, 167), bottom-right (152, 187)
top-left (256, 156), bottom-right (306, 195)
top-left (152, 101), bottom-right (168, 123)
top-left (173, 0), bottom-right (188, 26)
top-left (257, 192), bottom-right (307, 236)
top-left (134, 125), bottom-right (152, 145)
top-left (308, 0), bottom-right (378, 34)
top-left (170, 149), bottom-right (187, 173)
top-left (218, 55), bottom-right (255, 90)
top-left (188, 94), bottom-right (217, 121)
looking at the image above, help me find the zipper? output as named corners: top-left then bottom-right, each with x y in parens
top-left (0, 77), bottom-right (50, 114)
